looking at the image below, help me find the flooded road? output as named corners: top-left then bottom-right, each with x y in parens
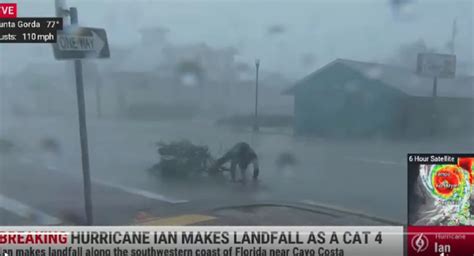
top-left (2, 115), bottom-right (473, 225)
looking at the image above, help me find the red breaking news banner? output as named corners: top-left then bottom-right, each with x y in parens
top-left (0, 3), bottom-right (17, 18)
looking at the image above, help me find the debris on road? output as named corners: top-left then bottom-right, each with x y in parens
top-left (148, 140), bottom-right (226, 179)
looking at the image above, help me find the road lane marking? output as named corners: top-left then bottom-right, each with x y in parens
top-left (135, 214), bottom-right (216, 226)
top-left (35, 163), bottom-right (189, 204)
top-left (300, 199), bottom-right (402, 225)
top-left (12, 155), bottom-right (190, 205)
top-left (0, 194), bottom-right (62, 225)
top-left (93, 179), bottom-right (188, 204)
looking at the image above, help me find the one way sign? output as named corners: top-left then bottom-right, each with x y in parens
top-left (53, 26), bottom-right (110, 60)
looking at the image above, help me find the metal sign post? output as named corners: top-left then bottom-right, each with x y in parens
top-left (54, 0), bottom-right (109, 226)
top-left (253, 59), bottom-right (260, 132)
top-left (70, 7), bottom-right (93, 225)
top-left (96, 81), bottom-right (102, 118)
top-left (416, 53), bottom-right (456, 137)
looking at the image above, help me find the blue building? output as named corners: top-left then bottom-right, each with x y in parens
top-left (284, 59), bottom-right (474, 138)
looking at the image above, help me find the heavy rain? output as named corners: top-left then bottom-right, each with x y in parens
top-left (0, 0), bottom-right (473, 226)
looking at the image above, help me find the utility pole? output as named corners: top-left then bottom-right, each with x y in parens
top-left (253, 59), bottom-right (260, 132)
top-left (450, 18), bottom-right (457, 54)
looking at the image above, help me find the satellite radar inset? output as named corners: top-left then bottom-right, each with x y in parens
top-left (408, 155), bottom-right (473, 226)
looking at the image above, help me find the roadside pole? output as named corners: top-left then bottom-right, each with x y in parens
top-left (70, 7), bottom-right (94, 225)
top-left (253, 59), bottom-right (260, 132)
top-left (96, 81), bottom-right (102, 118)
top-left (54, 0), bottom-right (109, 225)
top-left (431, 76), bottom-right (438, 136)
top-left (416, 53), bottom-right (456, 137)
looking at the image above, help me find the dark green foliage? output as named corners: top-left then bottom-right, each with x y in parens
top-left (149, 140), bottom-right (219, 179)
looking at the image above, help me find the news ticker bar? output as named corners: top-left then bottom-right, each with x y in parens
top-left (0, 226), bottom-right (402, 256)
top-left (2, 226), bottom-right (474, 256)
top-left (0, 17), bottom-right (62, 43)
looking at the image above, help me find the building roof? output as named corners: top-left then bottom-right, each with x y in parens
top-left (284, 58), bottom-right (474, 99)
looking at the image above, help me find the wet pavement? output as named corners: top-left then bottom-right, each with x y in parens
top-left (2, 115), bottom-right (472, 225)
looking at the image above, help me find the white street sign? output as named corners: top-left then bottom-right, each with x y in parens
top-left (53, 26), bottom-right (110, 60)
top-left (417, 53), bottom-right (456, 78)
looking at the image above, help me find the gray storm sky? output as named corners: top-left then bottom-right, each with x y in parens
top-left (0, 0), bottom-right (472, 79)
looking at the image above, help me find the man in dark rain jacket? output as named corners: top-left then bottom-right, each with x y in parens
top-left (210, 142), bottom-right (259, 183)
